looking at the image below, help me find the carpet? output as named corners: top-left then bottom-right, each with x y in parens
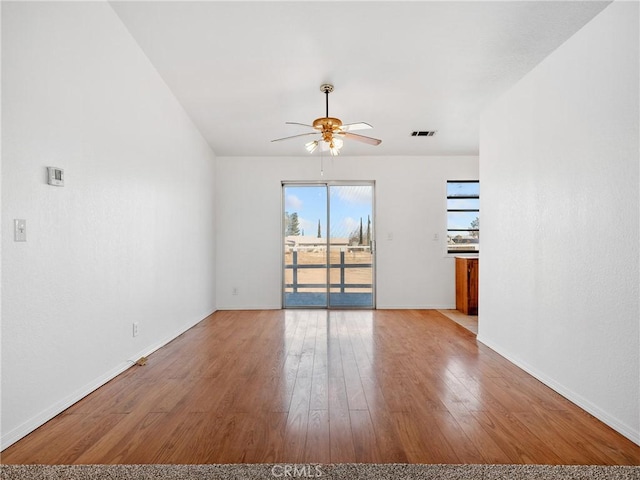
top-left (1, 464), bottom-right (639, 480)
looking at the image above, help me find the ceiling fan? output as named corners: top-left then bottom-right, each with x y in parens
top-left (271, 84), bottom-right (382, 156)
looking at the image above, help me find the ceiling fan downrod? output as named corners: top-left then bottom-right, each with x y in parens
top-left (320, 83), bottom-right (333, 118)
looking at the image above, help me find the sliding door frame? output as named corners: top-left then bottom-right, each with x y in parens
top-left (281, 180), bottom-right (376, 309)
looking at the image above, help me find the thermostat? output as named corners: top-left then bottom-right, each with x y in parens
top-left (47, 167), bottom-right (64, 186)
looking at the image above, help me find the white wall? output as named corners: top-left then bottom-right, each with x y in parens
top-left (215, 155), bottom-right (478, 309)
top-left (479, 1), bottom-right (639, 444)
top-left (1, 2), bottom-right (216, 447)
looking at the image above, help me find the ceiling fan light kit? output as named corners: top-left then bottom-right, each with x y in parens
top-left (305, 140), bottom-right (319, 153)
top-left (272, 84), bottom-right (381, 156)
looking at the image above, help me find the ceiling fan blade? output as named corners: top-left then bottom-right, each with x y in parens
top-left (339, 122), bottom-right (373, 132)
top-left (285, 122), bottom-right (315, 128)
top-left (340, 131), bottom-right (382, 146)
top-left (271, 132), bottom-right (320, 142)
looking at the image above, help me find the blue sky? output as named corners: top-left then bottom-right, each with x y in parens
top-left (447, 182), bottom-right (479, 232)
top-left (284, 185), bottom-right (373, 240)
top-left (284, 183), bottom-right (479, 239)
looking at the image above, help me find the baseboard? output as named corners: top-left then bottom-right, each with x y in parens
top-left (0, 361), bottom-right (133, 450)
top-left (377, 304), bottom-right (456, 310)
top-left (0, 309), bottom-right (216, 451)
top-left (476, 334), bottom-right (640, 446)
top-left (216, 304), bottom-right (282, 310)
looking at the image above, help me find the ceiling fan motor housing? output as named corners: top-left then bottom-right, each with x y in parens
top-left (313, 117), bottom-right (342, 142)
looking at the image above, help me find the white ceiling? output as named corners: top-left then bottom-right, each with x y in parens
top-left (110, 1), bottom-right (610, 157)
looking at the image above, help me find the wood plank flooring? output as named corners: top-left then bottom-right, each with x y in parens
top-left (2, 309), bottom-right (639, 464)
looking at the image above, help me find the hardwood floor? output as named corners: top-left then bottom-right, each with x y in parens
top-left (2, 309), bottom-right (639, 464)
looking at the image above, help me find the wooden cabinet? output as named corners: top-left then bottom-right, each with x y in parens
top-left (455, 257), bottom-right (478, 315)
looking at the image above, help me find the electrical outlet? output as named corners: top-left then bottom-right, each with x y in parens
top-left (232, 287), bottom-right (239, 296)
top-left (133, 322), bottom-right (139, 337)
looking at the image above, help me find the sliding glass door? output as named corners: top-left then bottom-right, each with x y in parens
top-left (327, 185), bottom-right (374, 307)
top-left (283, 185), bottom-right (328, 307)
top-left (283, 182), bottom-right (375, 309)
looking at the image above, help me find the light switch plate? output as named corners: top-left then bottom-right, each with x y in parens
top-left (14, 219), bottom-right (26, 242)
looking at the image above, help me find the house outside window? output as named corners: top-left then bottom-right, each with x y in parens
top-left (447, 180), bottom-right (479, 254)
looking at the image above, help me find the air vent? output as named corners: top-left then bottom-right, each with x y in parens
top-left (411, 131), bottom-right (437, 137)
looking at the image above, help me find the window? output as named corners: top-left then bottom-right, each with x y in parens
top-left (447, 180), bottom-right (479, 254)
